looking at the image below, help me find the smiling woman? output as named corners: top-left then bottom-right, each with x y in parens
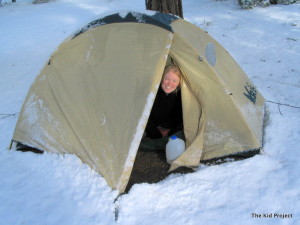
top-left (161, 65), bottom-right (181, 94)
top-left (140, 64), bottom-right (184, 150)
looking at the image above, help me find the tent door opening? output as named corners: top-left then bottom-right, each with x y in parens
top-left (125, 59), bottom-right (196, 193)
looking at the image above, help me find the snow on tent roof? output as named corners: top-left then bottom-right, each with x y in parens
top-left (72, 11), bottom-right (179, 39)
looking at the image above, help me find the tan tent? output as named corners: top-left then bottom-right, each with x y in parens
top-left (11, 11), bottom-right (265, 193)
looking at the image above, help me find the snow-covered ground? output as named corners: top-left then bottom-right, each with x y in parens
top-left (1, 0), bottom-right (299, 224)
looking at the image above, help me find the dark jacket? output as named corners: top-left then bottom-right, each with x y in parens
top-left (145, 87), bottom-right (183, 138)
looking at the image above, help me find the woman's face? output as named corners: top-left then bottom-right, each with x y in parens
top-left (161, 70), bottom-right (180, 94)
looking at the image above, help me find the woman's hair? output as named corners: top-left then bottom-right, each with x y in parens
top-left (163, 64), bottom-right (183, 81)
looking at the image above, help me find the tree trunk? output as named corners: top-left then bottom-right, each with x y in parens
top-left (146, 0), bottom-right (183, 18)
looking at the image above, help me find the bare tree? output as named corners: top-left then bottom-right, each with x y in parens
top-left (146, 0), bottom-right (183, 18)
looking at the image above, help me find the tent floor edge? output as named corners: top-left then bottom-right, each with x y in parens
top-left (13, 141), bottom-right (44, 154)
top-left (200, 148), bottom-right (261, 166)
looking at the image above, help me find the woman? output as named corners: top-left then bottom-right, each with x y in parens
top-left (140, 64), bottom-right (184, 150)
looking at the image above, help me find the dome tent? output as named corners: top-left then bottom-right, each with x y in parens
top-left (11, 11), bottom-right (265, 193)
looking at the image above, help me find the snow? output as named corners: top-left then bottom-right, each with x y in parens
top-left (0, 0), bottom-right (299, 224)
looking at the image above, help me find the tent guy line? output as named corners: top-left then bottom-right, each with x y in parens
top-left (0, 113), bottom-right (19, 120)
top-left (266, 100), bottom-right (300, 110)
